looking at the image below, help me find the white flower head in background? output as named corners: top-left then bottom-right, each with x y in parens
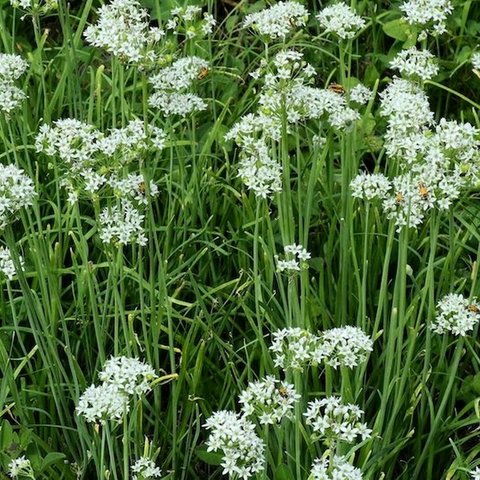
top-left (349, 84), bottom-right (373, 105)
top-left (243, 1), bottom-right (309, 40)
top-left (310, 455), bottom-right (364, 480)
top-left (350, 172), bottom-right (391, 201)
top-left (131, 457), bottom-right (162, 480)
top-left (0, 246), bottom-right (23, 281)
top-left (0, 54), bottom-right (28, 114)
top-left (431, 293), bottom-right (480, 336)
top-left (316, 2), bottom-right (365, 39)
top-left (269, 327), bottom-right (317, 371)
top-left (204, 410), bottom-right (266, 479)
top-left (400, 0), bottom-right (453, 36)
top-left (238, 375), bottom-right (300, 424)
top-left (275, 243), bottom-right (311, 273)
top-left (304, 396), bottom-right (372, 444)
top-left (390, 47), bottom-right (439, 81)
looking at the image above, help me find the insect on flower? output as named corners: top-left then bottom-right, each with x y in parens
top-left (395, 191), bottom-right (405, 204)
top-left (328, 83), bottom-right (345, 95)
top-left (467, 304), bottom-right (480, 313)
top-left (197, 66), bottom-right (209, 80)
top-left (138, 181), bottom-right (146, 195)
top-left (277, 386), bottom-right (288, 397)
top-left (418, 183), bottom-right (429, 198)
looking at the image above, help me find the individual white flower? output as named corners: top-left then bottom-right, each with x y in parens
top-left (0, 246), bottom-right (23, 280)
top-left (204, 410), bottom-right (266, 479)
top-left (350, 172), bottom-right (391, 201)
top-left (304, 396), bottom-right (372, 444)
top-left (0, 164), bottom-right (36, 228)
top-left (98, 200), bottom-right (148, 246)
top-left (76, 383), bottom-right (129, 423)
top-left (316, 3), bottom-right (365, 39)
top-left (309, 455), bottom-right (363, 480)
top-left (238, 376), bottom-right (300, 424)
top-left (471, 467), bottom-right (480, 480)
top-left (313, 326), bottom-right (373, 369)
top-left (390, 47), bottom-right (439, 81)
top-left (131, 457), bottom-right (162, 480)
top-left (473, 52), bottom-right (480, 71)
top-left (349, 84), bottom-right (372, 104)
top-left (98, 356), bottom-right (157, 395)
top-left (431, 293), bottom-right (480, 336)
top-left (269, 328), bottom-right (317, 370)
top-left (400, 0), bottom-right (453, 36)
top-left (8, 456), bottom-right (34, 479)
top-left (243, 1), bottom-right (309, 40)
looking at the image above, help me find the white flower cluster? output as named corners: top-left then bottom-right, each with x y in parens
top-left (84, 0), bottom-right (163, 65)
top-left (349, 84), bottom-right (373, 105)
top-left (167, 6), bottom-right (216, 39)
top-left (304, 396), bottom-right (372, 444)
top-left (270, 326), bottom-right (373, 371)
top-left (149, 56), bottom-right (208, 116)
top-left (99, 200), bottom-right (147, 246)
top-left (36, 118), bottom-right (163, 245)
top-left (431, 293), bottom-right (480, 336)
top-left (473, 52), bottom-right (480, 71)
top-left (77, 356), bottom-right (157, 424)
top-left (131, 457), bottom-right (162, 480)
top-left (227, 50), bottom-right (360, 198)
top-left (10, 0), bottom-right (57, 14)
top-left (0, 246), bottom-right (23, 280)
top-left (243, 1), bottom-right (309, 40)
top-left (204, 410), bottom-right (265, 480)
top-left (316, 2), bottom-right (365, 39)
top-left (238, 375), bottom-right (300, 424)
top-left (275, 243), bottom-right (311, 273)
top-left (313, 326), bottom-right (374, 369)
top-left (0, 54), bottom-right (28, 114)
top-left (310, 455), bottom-right (363, 480)
top-left (0, 164), bottom-right (35, 228)
top-left (471, 467), bottom-right (480, 480)
top-left (352, 78), bottom-right (480, 230)
top-left (390, 47), bottom-right (439, 81)
top-left (8, 456), bottom-right (34, 479)
top-left (350, 172), bottom-right (391, 201)
top-left (400, 0), bottom-right (453, 36)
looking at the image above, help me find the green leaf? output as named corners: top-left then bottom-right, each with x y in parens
top-left (382, 19), bottom-right (409, 41)
top-left (195, 446), bottom-right (223, 466)
top-left (276, 464), bottom-right (295, 480)
top-left (40, 452), bottom-right (66, 471)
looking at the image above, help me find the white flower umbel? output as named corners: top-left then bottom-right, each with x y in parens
top-left (310, 455), bottom-right (363, 480)
top-left (400, 0), bottom-right (453, 36)
top-left (98, 356), bottom-right (157, 395)
top-left (269, 327), bottom-right (317, 371)
top-left (304, 396), bottom-right (372, 444)
top-left (238, 375), bottom-right (300, 424)
top-left (10, 0), bottom-right (57, 14)
top-left (473, 52), bottom-right (480, 71)
top-left (8, 456), bottom-right (35, 479)
top-left (98, 200), bottom-right (148, 246)
top-left (0, 164), bottom-right (35, 229)
top-left (313, 326), bottom-right (373, 369)
top-left (431, 293), bottom-right (480, 336)
top-left (350, 172), bottom-right (391, 201)
top-left (149, 92), bottom-right (207, 116)
top-left (204, 410), bottom-right (266, 480)
top-left (84, 0), bottom-right (161, 64)
top-left (275, 243), bottom-right (311, 273)
top-left (243, 1), bottom-right (309, 40)
top-left (35, 119), bottom-right (101, 171)
top-left (471, 467), bottom-right (480, 480)
top-left (316, 3), bottom-right (365, 39)
top-left (108, 173), bottom-right (159, 205)
top-left (390, 47), bottom-right (439, 81)
top-left (131, 457), bottom-right (162, 480)
top-left (349, 84), bottom-right (372, 105)
top-left (76, 383), bottom-right (129, 423)
top-left (0, 54), bottom-right (28, 114)
top-left (0, 246), bottom-right (23, 281)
